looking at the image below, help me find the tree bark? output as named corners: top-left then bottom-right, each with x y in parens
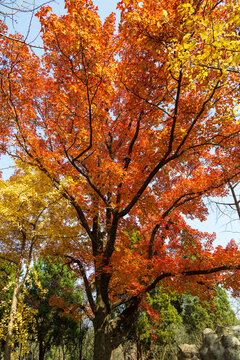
top-left (78, 322), bottom-right (84, 360)
top-left (39, 341), bottom-right (46, 360)
top-left (92, 296), bottom-right (141, 360)
top-left (93, 311), bottom-right (113, 360)
top-left (4, 230), bottom-right (31, 360)
top-left (137, 339), bottom-right (143, 360)
top-left (4, 267), bottom-right (21, 360)
top-left (79, 340), bottom-right (83, 360)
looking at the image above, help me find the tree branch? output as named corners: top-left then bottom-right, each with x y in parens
top-left (65, 255), bottom-right (96, 314)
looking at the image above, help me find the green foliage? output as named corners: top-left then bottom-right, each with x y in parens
top-left (128, 288), bottom-right (184, 359)
top-left (0, 260), bottom-right (16, 314)
top-left (211, 287), bottom-right (237, 327)
top-left (132, 286), bottom-right (237, 359)
top-left (181, 287), bottom-right (237, 338)
top-left (146, 289), bottom-right (183, 345)
top-left (27, 257), bottom-right (85, 359)
top-left (0, 261), bottom-right (16, 352)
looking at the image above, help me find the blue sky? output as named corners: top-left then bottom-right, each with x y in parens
top-left (93, 0), bottom-right (118, 19)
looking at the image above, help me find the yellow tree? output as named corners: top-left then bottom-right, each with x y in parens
top-left (0, 163), bottom-right (80, 360)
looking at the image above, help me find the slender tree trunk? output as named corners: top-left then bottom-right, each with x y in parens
top-left (78, 323), bottom-right (83, 360)
top-left (160, 345), bottom-right (167, 360)
top-left (4, 267), bottom-right (21, 360)
top-left (39, 341), bottom-right (46, 360)
top-left (62, 344), bottom-right (66, 360)
top-left (4, 231), bottom-right (31, 360)
top-left (136, 338), bottom-right (143, 360)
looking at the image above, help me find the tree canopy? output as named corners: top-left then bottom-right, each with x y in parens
top-left (1, 0), bottom-right (240, 359)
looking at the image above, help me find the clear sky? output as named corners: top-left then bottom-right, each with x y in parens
top-left (93, 0), bottom-right (118, 19)
top-left (0, 0), bottom-right (239, 249)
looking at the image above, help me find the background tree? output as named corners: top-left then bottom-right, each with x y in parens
top-left (131, 289), bottom-right (183, 360)
top-left (1, 0), bottom-right (240, 359)
top-left (27, 257), bottom-right (86, 360)
top-left (181, 287), bottom-right (237, 334)
top-left (0, 260), bottom-right (16, 358)
top-left (128, 286), bottom-right (237, 360)
top-left (0, 162), bottom-right (81, 360)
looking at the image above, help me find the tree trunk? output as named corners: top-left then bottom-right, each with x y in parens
top-left (160, 345), bottom-right (167, 360)
top-left (136, 338), bottom-right (143, 360)
top-left (93, 310), bottom-right (114, 360)
top-left (4, 268), bottom-right (20, 360)
top-left (92, 290), bottom-right (141, 360)
top-left (39, 341), bottom-right (46, 360)
top-left (79, 341), bottom-right (83, 360)
top-left (93, 324), bottom-right (113, 360)
top-left (4, 230), bottom-right (30, 360)
top-left (78, 325), bottom-right (83, 360)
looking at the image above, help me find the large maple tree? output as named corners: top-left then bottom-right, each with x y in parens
top-left (1, 0), bottom-right (240, 358)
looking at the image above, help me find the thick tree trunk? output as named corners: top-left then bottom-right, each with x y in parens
top-left (92, 290), bottom-right (141, 360)
top-left (93, 332), bottom-right (113, 360)
top-left (93, 314), bottom-right (113, 360)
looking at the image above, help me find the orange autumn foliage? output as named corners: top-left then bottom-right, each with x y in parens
top-left (1, 0), bottom-right (240, 357)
